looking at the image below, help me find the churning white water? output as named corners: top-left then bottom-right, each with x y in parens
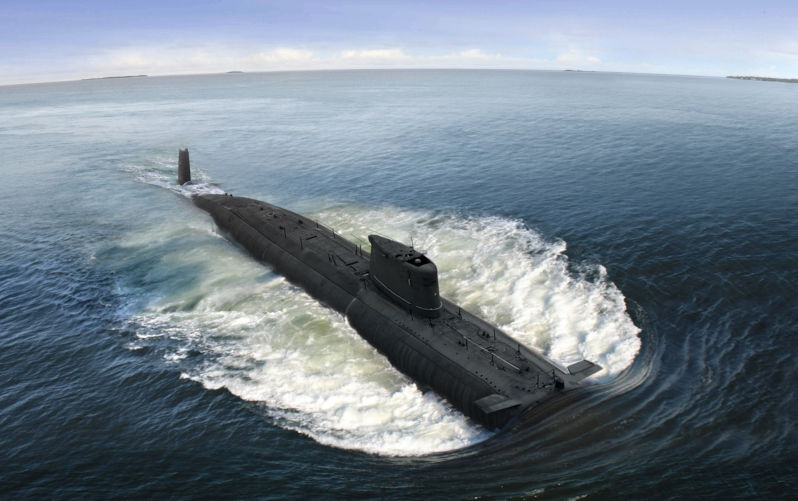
top-left (119, 163), bottom-right (639, 456)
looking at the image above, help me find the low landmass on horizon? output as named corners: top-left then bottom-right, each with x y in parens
top-left (727, 75), bottom-right (798, 84)
top-left (81, 75), bottom-right (148, 81)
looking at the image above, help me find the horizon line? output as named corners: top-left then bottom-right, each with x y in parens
top-left (0, 67), bottom-right (735, 88)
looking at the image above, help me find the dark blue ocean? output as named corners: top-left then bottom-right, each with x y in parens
top-left (1, 70), bottom-right (796, 499)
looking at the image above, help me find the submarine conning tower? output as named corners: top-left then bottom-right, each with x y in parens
top-left (368, 235), bottom-right (442, 318)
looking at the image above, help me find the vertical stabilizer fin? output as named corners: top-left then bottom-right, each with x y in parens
top-left (566, 360), bottom-right (601, 381)
top-left (178, 148), bottom-right (191, 185)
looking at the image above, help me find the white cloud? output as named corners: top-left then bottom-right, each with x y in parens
top-left (555, 48), bottom-right (601, 65)
top-left (340, 48), bottom-right (410, 60)
top-left (336, 48), bottom-right (413, 67)
top-left (81, 45), bottom-right (319, 77)
top-left (79, 44), bottom-right (555, 78)
top-left (248, 48), bottom-right (315, 63)
top-left (2, 43), bottom-right (621, 85)
top-left (458, 49), bottom-right (493, 59)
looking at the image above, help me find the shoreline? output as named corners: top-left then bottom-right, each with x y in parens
top-left (727, 75), bottom-right (798, 84)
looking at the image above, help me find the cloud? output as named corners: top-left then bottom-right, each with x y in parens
top-left (337, 48), bottom-right (413, 67)
top-left (80, 44), bottom-right (551, 77)
top-left (457, 49), bottom-right (493, 59)
top-left (248, 48), bottom-right (315, 63)
top-left (2, 42), bottom-right (620, 85)
top-left (555, 48), bottom-right (601, 65)
top-left (82, 45), bottom-right (319, 77)
top-left (340, 48), bottom-right (410, 60)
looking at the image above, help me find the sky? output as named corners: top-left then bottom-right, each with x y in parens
top-left (2, 0), bottom-right (798, 85)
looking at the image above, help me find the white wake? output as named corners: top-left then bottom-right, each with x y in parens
top-left (119, 166), bottom-right (640, 456)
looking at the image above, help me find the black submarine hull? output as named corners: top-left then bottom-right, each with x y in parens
top-left (185, 157), bottom-right (600, 430)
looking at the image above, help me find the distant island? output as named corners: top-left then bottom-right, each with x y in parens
top-left (82, 75), bottom-right (148, 80)
top-left (226, 71), bottom-right (245, 74)
top-left (727, 76), bottom-right (798, 84)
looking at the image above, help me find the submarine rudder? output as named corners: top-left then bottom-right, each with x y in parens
top-left (178, 148), bottom-right (191, 185)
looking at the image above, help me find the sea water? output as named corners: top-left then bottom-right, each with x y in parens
top-left (1, 70), bottom-right (795, 498)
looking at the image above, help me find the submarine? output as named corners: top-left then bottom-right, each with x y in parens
top-left (177, 149), bottom-right (601, 429)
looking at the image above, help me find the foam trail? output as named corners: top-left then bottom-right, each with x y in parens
top-left (117, 163), bottom-right (640, 455)
top-left (123, 156), bottom-right (225, 197)
top-left (124, 229), bottom-right (489, 456)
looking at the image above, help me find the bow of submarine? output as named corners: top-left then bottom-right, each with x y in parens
top-left (181, 155), bottom-right (600, 430)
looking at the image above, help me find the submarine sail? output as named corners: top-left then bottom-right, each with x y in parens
top-left (368, 234), bottom-right (442, 318)
top-left (179, 150), bottom-right (600, 429)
